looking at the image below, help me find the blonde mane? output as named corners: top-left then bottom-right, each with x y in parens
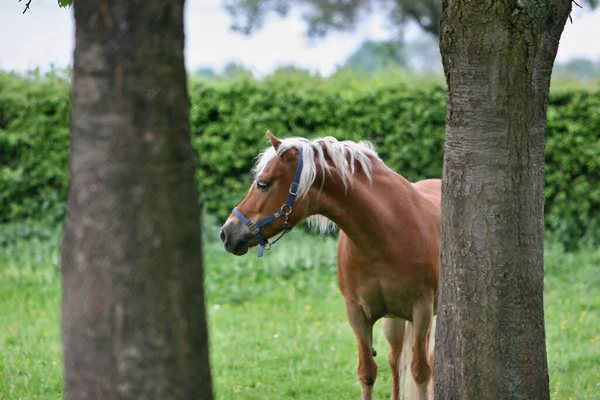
top-left (252, 136), bottom-right (379, 234)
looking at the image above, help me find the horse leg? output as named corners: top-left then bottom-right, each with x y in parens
top-left (427, 316), bottom-right (436, 399)
top-left (411, 296), bottom-right (434, 400)
top-left (345, 299), bottom-right (377, 400)
top-left (382, 317), bottom-right (406, 400)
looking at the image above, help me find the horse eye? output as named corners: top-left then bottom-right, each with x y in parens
top-left (256, 181), bottom-right (271, 191)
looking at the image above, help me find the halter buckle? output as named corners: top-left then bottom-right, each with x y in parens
top-left (289, 182), bottom-right (299, 196)
top-left (248, 223), bottom-right (260, 235)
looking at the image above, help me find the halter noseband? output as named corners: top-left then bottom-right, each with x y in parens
top-left (232, 149), bottom-right (304, 257)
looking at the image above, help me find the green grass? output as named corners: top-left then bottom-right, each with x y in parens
top-left (1, 222), bottom-right (599, 399)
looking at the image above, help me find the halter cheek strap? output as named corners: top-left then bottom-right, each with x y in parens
top-left (232, 148), bottom-right (304, 257)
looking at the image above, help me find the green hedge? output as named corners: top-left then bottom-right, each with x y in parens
top-left (1, 69), bottom-right (599, 250)
top-left (0, 70), bottom-right (70, 224)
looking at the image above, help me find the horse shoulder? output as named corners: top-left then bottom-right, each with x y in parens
top-left (411, 179), bottom-right (441, 208)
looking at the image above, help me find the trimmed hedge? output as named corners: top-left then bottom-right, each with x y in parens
top-left (0, 70), bottom-right (70, 224)
top-left (1, 69), bottom-right (598, 250)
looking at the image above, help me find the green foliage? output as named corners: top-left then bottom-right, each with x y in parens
top-left (0, 68), bottom-right (599, 250)
top-left (343, 39), bottom-right (409, 72)
top-left (545, 89), bottom-right (600, 250)
top-left (222, 0), bottom-right (447, 38)
top-left (223, 0), bottom-right (600, 39)
top-left (0, 69), bottom-right (71, 225)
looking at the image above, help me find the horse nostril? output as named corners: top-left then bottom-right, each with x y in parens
top-left (219, 228), bottom-right (227, 243)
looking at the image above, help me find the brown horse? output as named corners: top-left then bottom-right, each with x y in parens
top-left (219, 131), bottom-right (441, 400)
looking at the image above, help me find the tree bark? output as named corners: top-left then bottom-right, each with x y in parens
top-left (60, 1), bottom-right (213, 399)
top-left (435, 1), bottom-right (571, 399)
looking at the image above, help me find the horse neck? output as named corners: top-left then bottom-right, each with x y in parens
top-left (312, 160), bottom-right (419, 254)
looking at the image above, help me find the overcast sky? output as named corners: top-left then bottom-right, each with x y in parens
top-left (1, 0), bottom-right (599, 77)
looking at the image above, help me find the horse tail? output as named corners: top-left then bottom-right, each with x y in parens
top-left (400, 316), bottom-right (437, 399)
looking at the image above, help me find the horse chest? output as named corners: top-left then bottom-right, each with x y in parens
top-left (338, 261), bottom-right (417, 321)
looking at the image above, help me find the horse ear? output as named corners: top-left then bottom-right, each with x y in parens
top-left (266, 130), bottom-right (281, 151)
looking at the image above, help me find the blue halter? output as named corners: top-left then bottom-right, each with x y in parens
top-left (232, 149), bottom-right (304, 257)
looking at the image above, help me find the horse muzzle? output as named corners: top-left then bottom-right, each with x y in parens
top-left (219, 220), bottom-right (254, 256)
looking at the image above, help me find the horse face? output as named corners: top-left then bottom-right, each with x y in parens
top-left (219, 132), bottom-right (310, 256)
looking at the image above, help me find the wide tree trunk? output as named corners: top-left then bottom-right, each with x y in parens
top-left (60, 1), bottom-right (213, 399)
top-left (435, 1), bottom-right (571, 399)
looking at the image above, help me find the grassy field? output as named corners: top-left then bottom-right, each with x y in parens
top-left (0, 221), bottom-right (599, 400)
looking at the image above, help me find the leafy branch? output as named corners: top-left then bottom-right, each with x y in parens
top-left (20, 0), bottom-right (71, 14)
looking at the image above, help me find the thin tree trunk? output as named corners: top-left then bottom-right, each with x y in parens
top-left (60, 1), bottom-right (213, 399)
top-left (435, 1), bottom-right (571, 399)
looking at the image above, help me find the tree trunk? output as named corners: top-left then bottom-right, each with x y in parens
top-left (435, 1), bottom-right (571, 399)
top-left (60, 1), bottom-right (213, 399)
